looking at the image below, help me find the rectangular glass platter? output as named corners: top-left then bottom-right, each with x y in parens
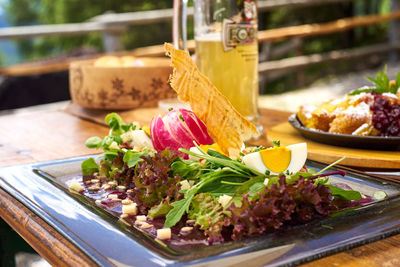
top-left (1, 156), bottom-right (400, 267)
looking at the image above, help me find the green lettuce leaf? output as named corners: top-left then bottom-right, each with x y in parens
top-left (148, 200), bottom-right (172, 219)
top-left (326, 185), bottom-right (362, 200)
top-left (81, 158), bottom-right (99, 176)
top-left (123, 150), bottom-right (145, 168)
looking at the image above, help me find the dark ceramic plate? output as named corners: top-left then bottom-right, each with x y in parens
top-left (1, 156), bottom-right (400, 266)
top-left (288, 114), bottom-right (400, 150)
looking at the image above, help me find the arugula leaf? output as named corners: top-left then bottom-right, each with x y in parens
top-left (326, 185), bottom-right (362, 200)
top-left (105, 113), bottom-right (135, 135)
top-left (85, 136), bottom-right (102, 149)
top-left (248, 182), bottom-right (266, 195)
top-left (81, 158), bottom-right (99, 176)
top-left (123, 150), bottom-right (145, 168)
top-left (164, 195), bottom-right (194, 228)
top-left (171, 160), bottom-right (203, 179)
top-left (207, 150), bottom-right (231, 160)
top-left (200, 175), bottom-right (248, 196)
top-left (180, 147), bottom-right (264, 176)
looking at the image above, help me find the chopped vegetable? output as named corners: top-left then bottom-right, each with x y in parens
top-left (150, 109), bottom-right (213, 156)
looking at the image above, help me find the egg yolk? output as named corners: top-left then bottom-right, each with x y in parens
top-left (200, 143), bottom-right (224, 155)
top-left (142, 126), bottom-right (151, 136)
top-left (260, 147), bottom-right (291, 173)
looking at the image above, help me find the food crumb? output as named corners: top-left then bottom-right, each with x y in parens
top-left (108, 181), bottom-right (117, 186)
top-left (186, 219), bottom-right (196, 226)
top-left (122, 199), bottom-right (133, 205)
top-left (157, 228), bottom-right (171, 240)
top-left (180, 227), bottom-right (193, 233)
top-left (108, 194), bottom-right (120, 201)
top-left (117, 185), bottom-right (126, 192)
top-left (88, 185), bottom-right (100, 191)
top-left (101, 184), bottom-right (111, 190)
top-left (136, 215), bottom-right (147, 222)
top-left (140, 222), bottom-right (153, 229)
top-left (69, 182), bottom-right (84, 193)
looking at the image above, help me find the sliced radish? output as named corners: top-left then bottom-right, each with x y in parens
top-left (149, 109), bottom-right (214, 157)
top-left (180, 109), bottom-right (213, 145)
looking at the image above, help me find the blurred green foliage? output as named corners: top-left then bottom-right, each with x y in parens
top-left (4, 0), bottom-right (173, 60)
top-left (258, 0), bottom-right (392, 94)
top-left (0, 52), bottom-right (5, 67)
top-left (4, 0), bottom-right (391, 61)
top-left (2, 0), bottom-right (394, 93)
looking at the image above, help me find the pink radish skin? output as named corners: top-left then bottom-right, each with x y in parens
top-left (163, 110), bottom-right (198, 147)
top-left (154, 117), bottom-right (182, 151)
top-left (150, 116), bottom-right (164, 151)
top-left (150, 109), bottom-right (214, 157)
top-left (151, 116), bottom-right (181, 152)
top-left (180, 109), bottom-right (213, 145)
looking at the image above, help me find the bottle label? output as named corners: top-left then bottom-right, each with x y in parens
top-left (222, 20), bottom-right (257, 51)
top-left (221, 0), bottom-right (257, 52)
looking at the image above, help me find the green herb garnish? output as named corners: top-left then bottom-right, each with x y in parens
top-left (349, 66), bottom-right (400, 95)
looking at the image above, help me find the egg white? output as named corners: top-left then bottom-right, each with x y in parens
top-left (285, 143), bottom-right (307, 174)
top-left (242, 143), bottom-right (307, 175)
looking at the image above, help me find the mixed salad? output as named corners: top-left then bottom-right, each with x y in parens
top-left (73, 110), bottom-right (376, 244)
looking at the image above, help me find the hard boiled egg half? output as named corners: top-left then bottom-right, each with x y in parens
top-left (242, 143), bottom-right (307, 175)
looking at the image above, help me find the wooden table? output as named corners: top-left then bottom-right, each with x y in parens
top-left (0, 105), bottom-right (399, 266)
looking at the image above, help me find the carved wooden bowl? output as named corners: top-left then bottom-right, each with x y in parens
top-left (69, 57), bottom-right (176, 110)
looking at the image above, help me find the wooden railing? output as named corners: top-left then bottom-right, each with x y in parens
top-left (0, 0), bottom-right (371, 52)
top-left (0, 0), bottom-right (399, 83)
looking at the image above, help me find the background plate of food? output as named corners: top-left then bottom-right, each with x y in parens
top-left (292, 68), bottom-right (400, 150)
top-left (289, 114), bottom-right (400, 150)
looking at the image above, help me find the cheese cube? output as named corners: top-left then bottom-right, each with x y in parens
top-left (122, 203), bottom-right (138, 215)
top-left (157, 228), bottom-right (171, 240)
top-left (69, 182), bottom-right (84, 193)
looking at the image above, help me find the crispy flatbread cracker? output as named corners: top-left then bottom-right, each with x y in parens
top-left (164, 43), bottom-right (259, 158)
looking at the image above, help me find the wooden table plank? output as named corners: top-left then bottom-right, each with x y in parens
top-left (0, 110), bottom-right (107, 167)
top-left (0, 107), bottom-right (399, 266)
